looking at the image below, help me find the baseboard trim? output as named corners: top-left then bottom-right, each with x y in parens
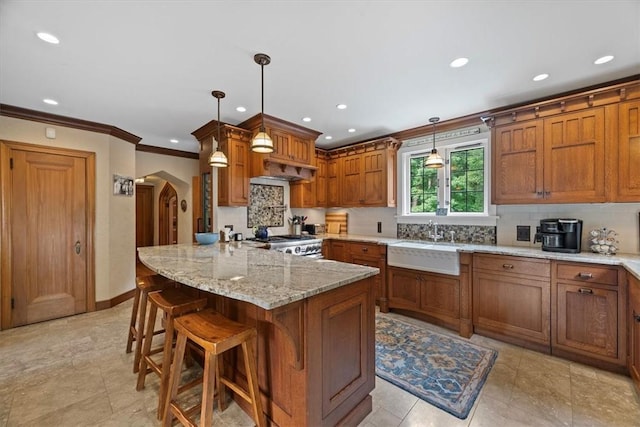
top-left (96, 289), bottom-right (135, 311)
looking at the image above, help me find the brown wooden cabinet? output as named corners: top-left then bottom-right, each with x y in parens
top-left (315, 152), bottom-right (328, 207)
top-left (290, 150), bottom-right (327, 208)
top-left (629, 273), bottom-right (640, 393)
top-left (326, 239), bottom-right (349, 262)
top-left (552, 262), bottom-right (626, 369)
top-left (616, 100), bottom-right (640, 201)
top-left (473, 254), bottom-right (551, 352)
top-left (191, 121), bottom-right (252, 208)
top-left (492, 107), bottom-right (607, 204)
top-left (348, 241), bottom-right (387, 306)
top-left (325, 138), bottom-right (400, 208)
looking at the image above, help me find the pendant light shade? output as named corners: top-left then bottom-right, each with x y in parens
top-left (425, 116), bottom-right (444, 169)
top-left (208, 90), bottom-right (228, 168)
top-left (251, 53), bottom-right (274, 153)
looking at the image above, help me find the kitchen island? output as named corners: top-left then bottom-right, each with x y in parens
top-left (138, 242), bottom-right (379, 427)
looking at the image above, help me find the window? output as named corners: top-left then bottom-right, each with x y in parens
top-left (402, 138), bottom-right (489, 216)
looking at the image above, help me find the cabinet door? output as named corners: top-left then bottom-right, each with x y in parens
top-left (555, 283), bottom-right (618, 359)
top-left (362, 149), bottom-right (386, 206)
top-left (419, 273), bottom-right (460, 324)
top-left (327, 158), bottom-right (341, 207)
top-left (342, 154), bottom-right (362, 206)
top-left (290, 181), bottom-right (315, 208)
top-left (315, 157), bottom-right (327, 207)
top-left (269, 129), bottom-right (291, 161)
top-left (630, 274), bottom-right (640, 390)
top-left (290, 136), bottom-right (313, 164)
top-left (617, 100), bottom-right (640, 201)
top-left (387, 267), bottom-right (420, 310)
top-left (219, 137), bottom-right (249, 206)
top-left (492, 120), bottom-right (544, 204)
top-left (327, 240), bottom-right (349, 262)
top-left (543, 108), bottom-right (606, 202)
top-left (473, 270), bottom-right (550, 345)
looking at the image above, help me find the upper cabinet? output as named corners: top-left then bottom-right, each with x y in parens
top-left (327, 137), bottom-right (401, 208)
top-left (491, 79), bottom-right (640, 204)
top-left (237, 114), bottom-right (321, 181)
top-left (191, 121), bottom-right (252, 207)
top-left (290, 149), bottom-right (327, 208)
top-left (616, 100), bottom-right (640, 201)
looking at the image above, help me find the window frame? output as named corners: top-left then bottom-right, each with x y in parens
top-left (398, 134), bottom-right (495, 223)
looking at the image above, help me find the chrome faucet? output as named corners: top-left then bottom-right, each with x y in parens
top-left (428, 220), bottom-right (444, 242)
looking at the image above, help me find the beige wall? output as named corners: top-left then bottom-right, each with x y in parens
top-left (0, 116), bottom-right (199, 304)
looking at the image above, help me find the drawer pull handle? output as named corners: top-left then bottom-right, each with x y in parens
top-left (634, 312), bottom-right (640, 323)
top-left (578, 288), bottom-right (594, 294)
top-left (578, 272), bottom-right (593, 279)
top-left (502, 264), bottom-right (514, 269)
top-left (362, 247), bottom-right (368, 252)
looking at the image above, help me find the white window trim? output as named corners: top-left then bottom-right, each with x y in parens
top-left (396, 130), bottom-right (498, 226)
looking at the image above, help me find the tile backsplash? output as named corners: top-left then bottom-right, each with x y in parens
top-left (247, 183), bottom-right (285, 228)
top-left (397, 223), bottom-right (496, 244)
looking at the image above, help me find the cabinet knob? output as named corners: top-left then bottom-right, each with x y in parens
top-left (578, 272), bottom-right (593, 279)
top-left (362, 247), bottom-right (368, 252)
top-left (578, 288), bottom-right (594, 294)
top-left (536, 192), bottom-right (544, 197)
top-left (502, 264), bottom-right (514, 269)
top-left (544, 191), bottom-right (551, 197)
top-left (634, 312), bottom-right (640, 323)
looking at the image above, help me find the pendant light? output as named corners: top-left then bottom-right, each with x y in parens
top-left (208, 90), bottom-right (228, 168)
top-left (251, 53), bottom-right (274, 153)
top-left (424, 116), bottom-right (444, 168)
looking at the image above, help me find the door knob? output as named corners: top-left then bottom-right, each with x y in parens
top-left (75, 241), bottom-right (81, 255)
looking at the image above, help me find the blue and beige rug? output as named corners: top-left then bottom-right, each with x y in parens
top-left (375, 314), bottom-right (497, 419)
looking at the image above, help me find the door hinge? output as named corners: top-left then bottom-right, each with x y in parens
top-left (9, 158), bottom-right (13, 169)
top-left (11, 297), bottom-right (15, 309)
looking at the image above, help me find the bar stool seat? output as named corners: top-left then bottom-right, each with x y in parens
top-left (136, 287), bottom-right (208, 419)
top-left (163, 308), bottom-right (266, 427)
top-left (126, 274), bottom-right (175, 373)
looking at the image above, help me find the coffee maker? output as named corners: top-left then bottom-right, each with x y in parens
top-left (535, 218), bottom-right (583, 253)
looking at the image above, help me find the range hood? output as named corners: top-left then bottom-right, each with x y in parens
top-left (254, 158), bottom-right (318, 181)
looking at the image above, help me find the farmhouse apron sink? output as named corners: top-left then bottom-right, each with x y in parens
top-left (387, 241), bottom-right (460, 276)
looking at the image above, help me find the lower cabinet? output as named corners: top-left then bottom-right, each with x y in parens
top-left (552, 262), bottom-right (626, 369)
top-left (630, 273), bottom-right (640, 393)
top-left (473, 254), bottom-right (551, 351)
top-left (388, 266), bottom-right (461, 332)
top-left (325, 240), bottom-right (387, 306)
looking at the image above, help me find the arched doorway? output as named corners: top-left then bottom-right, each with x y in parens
top-left (159, 183), bottom-right (178, 245)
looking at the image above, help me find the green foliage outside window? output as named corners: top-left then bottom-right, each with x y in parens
top-left (408, 147), bottom-right (485, 214)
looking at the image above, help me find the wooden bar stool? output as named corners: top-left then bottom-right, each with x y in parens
top-left (136, 287), bottom-right (208, 419)
top-left (162, 308), bottom-right (266, 427)
top-left (126, 274), bottom-right (176, 373)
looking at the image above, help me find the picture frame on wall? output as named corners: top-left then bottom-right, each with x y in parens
top-left (113, 174), bottom-right (134, 196)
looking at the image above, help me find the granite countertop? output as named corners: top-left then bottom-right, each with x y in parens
top-left (137, 242), bottom-right (379, 310)
top-left (320, 233), bottom-right (640, 280)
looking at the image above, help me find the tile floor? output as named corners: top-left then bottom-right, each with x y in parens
top-left (1, 300), bottom-right (639, 427)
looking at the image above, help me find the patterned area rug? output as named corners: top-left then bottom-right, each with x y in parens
top-left (375, 314), bottom-right (497, 419)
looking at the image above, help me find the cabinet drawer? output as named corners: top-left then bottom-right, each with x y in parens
top-left (349, 242), bottom-right (384, 256)
top-left (556, 263), bottom-right (618, 286)
top-left (473, 254), bottom-right (550, 278)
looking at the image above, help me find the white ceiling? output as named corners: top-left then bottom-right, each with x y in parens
top-left (1, 1), bottom-right (639, 153)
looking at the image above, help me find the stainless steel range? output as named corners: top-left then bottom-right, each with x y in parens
top-left (252, 235), bottom-right (323, 257)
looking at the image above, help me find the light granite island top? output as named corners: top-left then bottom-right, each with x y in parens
top-left (137, 242), bottom-right (379, 310)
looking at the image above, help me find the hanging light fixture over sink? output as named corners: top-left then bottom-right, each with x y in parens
top-left (208, 90), bottom-right (228, 168)
top-left (424, 116), bottom-right (444, 168)
top-left (251, 53), bottom-right (274, 153)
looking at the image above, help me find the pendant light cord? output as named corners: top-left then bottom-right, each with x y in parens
top-left (260, 61), bottom-right (265, 132)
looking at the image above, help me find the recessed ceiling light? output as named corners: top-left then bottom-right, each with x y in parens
top-left (236, 106), bottom-right (246, 112)
top-left (36, 32), bottom-right (59, 44)
top-left (170, 139), bottom-right (179, 144)
top-left (325, 135), bottom-right (333, 140)
top-left (533, 73), bottom-right (549, 82)
top-left (450, 57), bottom-right (469, 68)
top-left (43, 98), bottom-right (58, 105)
top-left (336, 104), bottom-right (347, 110)
top-left (302, 117), bottom-right (311, 122)
top-left (594, 55), bottom-right (614, 65)
top-left (348, 128), bottom-right (356, 133)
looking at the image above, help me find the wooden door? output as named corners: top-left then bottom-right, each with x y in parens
top-left (341, 154), bottom-right (362, 205)
top-left (419, 273), bottom-right (460, 324)
top-left (491, 120), bottom-right (544, 204)
top-left (630, 274), bottom-right (640, 391)
top-left (290, 136), bottom-right (312, 164)
top-left (135, 185), bottom-right (154, 252)
top-left (387, 267), bottom-right (420, 310)
top-left (543, 108), bottom-right (606, 202)
top-left (227, 136), bottom-right (250, 206)
top-left (554, 283), bottom-right (618, 359)
top-left (315, 156), bottom-right (327, 207)
top-left (617, 100), bottom-right (640, 201)
top-left (2, 143), bottom-right (94, 328)
top-left (326, 157), bottom-right (341, 207)
top-left (268, 129), bottom-right (290, 161)
top-left (159, 183), bottom-right (178, 245)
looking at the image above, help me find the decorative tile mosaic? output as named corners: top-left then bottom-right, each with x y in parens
top-left (247, 183), bottom-right (285, 228)
top-left (397, 223), bottom-right (496, 245)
